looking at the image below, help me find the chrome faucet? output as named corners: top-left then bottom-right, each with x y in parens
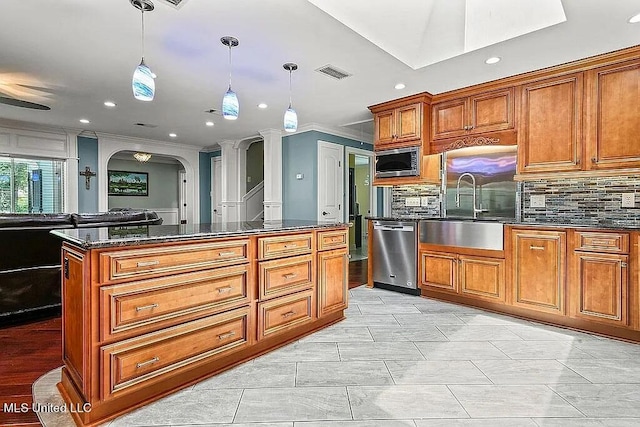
top-left (455, 172), bottom-right (488, 219)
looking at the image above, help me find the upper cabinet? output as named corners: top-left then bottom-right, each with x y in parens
top-left (432, 88), bottom-right (515, 140)
top-left (369, 94), bottom-right (431, 151)
top-left (518, 73), bottom-right (584, 173)
top-left (585, 59), bottom-right (640, 170)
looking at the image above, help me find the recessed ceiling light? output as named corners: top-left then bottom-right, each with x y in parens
top-left (629, 13), bottom-right (640, 23)
top-left (79, 118), bottom-right (90, 124)
top-left (258, 103), bottom-right (268, 109)
top-left (485, 57), bottom-right (501, 64)
top-left (394, 83), bottom-right (406, 90)
top-left (103, 101), bottom-right (116, 107)
top-left (169, 133), bottom-right (177, 138)
top-left (205, 121), bottom-right (214, 127)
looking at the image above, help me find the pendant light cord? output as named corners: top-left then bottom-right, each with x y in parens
top-left (288, 69), bottom-right (293, 107)
top-left (228, 45), bottom-right (233, 90)
top-left (141, 8), bottom-right (145, 61)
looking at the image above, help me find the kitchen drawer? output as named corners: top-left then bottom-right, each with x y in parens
top-left (99, 239), bottom-right (249, 283)
top-left (258, 233), bottom-right (313, 260)
top-left (100, 307), bottom-right (250, 400)
top-left (574, 231), bottom-right (629, 254)
top-left (257, 290), bottom-right (313, 340)
top-left (317, 229), bottom-right (348, 251)
top-left (100, 265), bottom-right (250, 341)
top-left (259, 255), bottom-right (313, 300)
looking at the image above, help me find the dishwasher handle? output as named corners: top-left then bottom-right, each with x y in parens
top-left (373, 224), bottom-right (415, 232)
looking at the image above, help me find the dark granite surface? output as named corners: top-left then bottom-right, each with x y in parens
top-left (365, 216), bottom-right (640, 230)
top-left (50, 220), bottom-right (347, 249)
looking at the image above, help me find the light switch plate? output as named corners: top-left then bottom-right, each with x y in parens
top-left (621, 193), bottom-right (635, 208)
top-left (530, 194), bottom-right (546, 208)
top-left (295, 173), bottom-right (304, 180)
top-left (405, 197), bottom-right (420, 207)
top-left (420, 196), bottom-right (429, 207)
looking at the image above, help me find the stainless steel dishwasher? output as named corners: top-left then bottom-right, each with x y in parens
top-left (372, 220), bottom-right (419, 295)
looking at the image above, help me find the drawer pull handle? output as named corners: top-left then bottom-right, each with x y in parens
top-left (136, 357), bottom-right (159, 369)
top-left (136, 260), bottom-right (159, 267)
top-left (218, 251), bottom-right (236, 257)
top-left (283, 273), bottom-right (298, 279)
top-left (217, 331), bottom-right (236, 340)
top-left (529, 245), bottom-right (545, 250)
top-left (282, 310), bottom-right (296, 318)
top-left (283, 244), bottom-right (298, 249)
top-left (135, 303), bottom-right (158, 312)
top-left (217, 286), bottom-right (233, 293)
top-left (591, 240), bottom-right (613, 246)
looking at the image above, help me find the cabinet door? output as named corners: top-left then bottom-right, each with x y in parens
top-left (420, 251), bottom-right (458, 293)
top-left (317, 248), bottom-right (348, 317)
top-left (586, 60), bottom-right (640, 170)
top-left (518, 74), bottom-right (583, 173)
top-left (395, 103), bottom-right (422, 143)
top-left (432, 98), bottom-right (468, 140)
top-left (459, 256), bottom-right (505, 303)
top-left (572, 252), bottom-right (628, 326)
top-left (512, 230), bottom-right (566, 314)
top-left (374, 109), bottom-right (395, 146)
top-left (470, 88), bottom-right (514, 134)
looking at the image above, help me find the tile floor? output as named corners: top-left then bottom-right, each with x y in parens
top-left (35, 285), bottom-right (640, 426)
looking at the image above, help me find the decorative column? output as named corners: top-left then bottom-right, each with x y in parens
top-left (218, 140), bottom-right (241, 222)
top-left (65, 131), bottom-right (80, 213)
top-left (259, 129), bottom-right (283, 221)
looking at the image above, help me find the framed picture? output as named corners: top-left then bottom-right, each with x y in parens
top-left (108, 170), bottom-right (149, 196)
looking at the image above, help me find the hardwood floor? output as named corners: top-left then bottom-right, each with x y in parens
top-left (0, 262), bottom-right (366, 426)
top-left (0, 316), bottom-right (62, 426)
top-left (349, 259), bottom-right (367, 289)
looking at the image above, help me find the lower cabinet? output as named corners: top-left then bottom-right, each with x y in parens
top-left (420, 251), bottom-right (505, 303)
top-left (511, 229), bottom-right (566, 314)
top-left (317, 246), bottom-right (348, 317)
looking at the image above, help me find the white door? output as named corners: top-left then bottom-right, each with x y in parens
top-left (211, 157), bottom-right (222, 223)
top-left (317, 141), bottom-right (344, 223)
top-left (178, 171), bottom-right (187, 224)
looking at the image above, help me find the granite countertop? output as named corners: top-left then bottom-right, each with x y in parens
top-left (50, 220), bottom-right (347, 249)
top-left (365, 216), bottom-right (640, 230)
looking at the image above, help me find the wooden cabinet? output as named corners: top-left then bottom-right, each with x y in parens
top-left (585, 59), bottom-right (640, 170)
top-left (369, 94), bottom-right (431, 151)
top-left (317, 230), bottom-right (348, 317)
top-left (58, 225), bottom-right (348, 427)
top-left (511, 229), bottom-right (566, 315)
top-left (570, 231), bottom-right (630, 327)
top-left (420, 251), bottom-right (505, 303)
top-left (432, 88), bottom-right (515, 140)
top-left (518, 73), bottom-right (584, 173)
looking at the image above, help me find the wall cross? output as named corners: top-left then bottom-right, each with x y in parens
top-left (79, 166), bottom-right (96, 190)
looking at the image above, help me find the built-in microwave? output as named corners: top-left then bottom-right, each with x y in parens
top-left (375, 146), bottom-right (420, 178)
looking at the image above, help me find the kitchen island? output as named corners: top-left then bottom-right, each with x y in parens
top-left (51, 220), bottom-right (348, 427)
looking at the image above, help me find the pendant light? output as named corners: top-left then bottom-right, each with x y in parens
top-left (283, 63), bottom-right (298, 133)
top-left (221, 36), bottom-right (239, 120)
top-left (131, 0), bottom-right (155, 101)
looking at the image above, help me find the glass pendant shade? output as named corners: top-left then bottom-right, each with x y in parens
top-left (222, 87), bottom-right (239, 120)
top-left (284, 105), bottom-right (298, 132)
top-left (132, 60), bottom-right (155, 101)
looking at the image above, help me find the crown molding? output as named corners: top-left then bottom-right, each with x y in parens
top-left (94, 131), bottom-right (203, 151)
top-left (285, 122), bottom-right (373, 144)
top-left (0, 118), bottom-right (80, 136)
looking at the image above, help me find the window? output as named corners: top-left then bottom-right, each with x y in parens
top-left (0, 156), bottom-right (64, 213)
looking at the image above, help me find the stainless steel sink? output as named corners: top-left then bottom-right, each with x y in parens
top-left (419, 219), bottom-right (504, 250)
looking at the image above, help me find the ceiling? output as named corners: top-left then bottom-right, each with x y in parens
top-left (0, 0), bottom-right (638, 149)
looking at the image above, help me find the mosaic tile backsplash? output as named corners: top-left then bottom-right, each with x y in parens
top-left (521, 175), bottom-right (640, 227)
top-left (391, 184), bottom-right (441, 218)
top-left (391, 176), bottom-right (640, 227)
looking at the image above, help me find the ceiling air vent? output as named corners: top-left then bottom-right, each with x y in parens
top-left (134, 123), bottom-right (158, 128)
top-left (158, 0), bottom-right (189, 9)
top-left (315, 65), bottom-right (352, 80)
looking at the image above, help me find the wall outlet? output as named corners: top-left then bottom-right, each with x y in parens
top-left (405, 197), bottom-right (421, 207)
top-left (621, 193), bottom-right (635, 208)
top-left (420, 196), bottom-right (429, 207)
top-left (530, 194), bottom-right (546, 208)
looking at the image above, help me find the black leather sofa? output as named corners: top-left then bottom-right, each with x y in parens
top-left (0, 210), bottom-right (162, 325)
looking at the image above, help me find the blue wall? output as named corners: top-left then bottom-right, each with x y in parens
top-left (199, 151), bottom-right (221, 224)
top-left (77, 136), bottom-right (98, 213)
top-left (282, 131), bottom-right (373, 220)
